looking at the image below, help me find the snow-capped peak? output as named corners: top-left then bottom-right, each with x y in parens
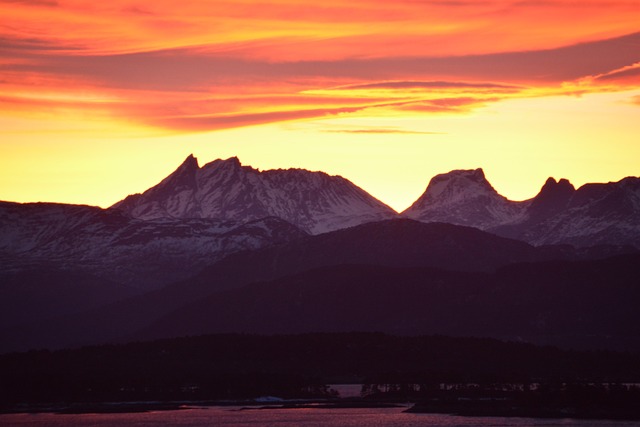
top-left (418, 168), bottom-right (498, 203)
top-left (111, 155), bottom-right (397, 234)
top-left (402, 168), bottom-right (525, 229)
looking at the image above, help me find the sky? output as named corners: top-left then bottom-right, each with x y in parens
top-left (1, 0), bottom-right (639, 212)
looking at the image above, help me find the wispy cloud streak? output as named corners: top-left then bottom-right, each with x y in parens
top-left (1, 1), bottom-right (639, 132)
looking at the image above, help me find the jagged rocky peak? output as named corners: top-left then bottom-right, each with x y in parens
top-left (181, 153), bottom-right (200, 169)
top-left (201, 156), bottom-right (242, 170)
top-left (535, 177), bottom-right (576, 206)
top-left (164, 154), bottom-right (199, 182)
top-left (155, 154), bottom-right (200, 184)
top-left (111, 155), bottom-right (397, 234)
top-left (111, 154), bottom-right (202, 215)
top-left (527, 177), bottom-right (576, 218)
top-left (539, 177), bottom-right (575, 197)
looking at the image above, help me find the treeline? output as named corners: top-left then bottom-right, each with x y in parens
top-left (2, 333), bottom-right (640, 406)
top-left (398, 383), bottom-right (640, 420)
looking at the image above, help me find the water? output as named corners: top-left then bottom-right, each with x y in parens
top-left (1, 406), bottom-right (638, 427)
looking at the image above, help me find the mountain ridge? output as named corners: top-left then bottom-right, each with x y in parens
top-left (112, 155), bottom-right (397, 234)
top-left (111, 156), bottom-right (640, 246)
top-left (0, 200), bottom-right (307, 290)
top-left (403, 168), bottom-right (640, 247)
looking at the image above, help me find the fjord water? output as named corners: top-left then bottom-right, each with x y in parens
top-left (2, 407), bottom-right (639, 427)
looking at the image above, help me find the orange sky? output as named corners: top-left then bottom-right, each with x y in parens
top-left (1, 0), bottom-right (639, 211)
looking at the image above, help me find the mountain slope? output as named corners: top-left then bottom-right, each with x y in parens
top-left (0, 200), bottom-right (307, 340)
top-left (2, 218), bottom-right (636, 353)
top-left (0, 201), bottom-right (306, 290)
top-left (138, 254), bottom-right (640, 351)
top-left (403, 170), bottom-right (640, 247)
top-left (490, 176), bottom-right (640, 247)
top-left (0, 219), bottom-right (544, 352)
top-left (0, 268), bottom-right (135, 330)
top-left (112, 155), bottom-right (397, 234)
top-left (403, 168), bottom-right (526, 229)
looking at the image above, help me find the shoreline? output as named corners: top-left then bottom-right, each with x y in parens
top-left (405, 399), bottom-right (640, 421)
top-left (4, 397), bottom-right (640, 421)
top-left (0, 398), bottom-right (404, 415)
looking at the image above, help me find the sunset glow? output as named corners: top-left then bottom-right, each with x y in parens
top-left (1, 0), bottom-right (639, 211)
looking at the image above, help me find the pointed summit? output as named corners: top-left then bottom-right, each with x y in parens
top-left (539, 177), bottom-right (575, 195)
top-left (226, 156), bottom-right (241, 166)
top-left (179, 154), bottom-right (199, 170)
top-left (154, 154), bottom-right (199, 192)
top-left (528, 177), bottom-right (575, 219)
top-left (111, 154), bottom-right (200, 218)
top-left (403, 168), bottom-right (525, 229)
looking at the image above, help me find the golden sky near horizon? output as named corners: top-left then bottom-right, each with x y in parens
top-left (1, 0), bottom-right (639, 212)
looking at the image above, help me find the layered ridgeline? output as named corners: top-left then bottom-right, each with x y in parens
top-left (0, 201), bottom-right (306, 332)
top-left (4, 219), bottom-right (639, 353)
top-left (0, 218), bottom-right (595, 352)
top-left (112, 155), bottom-right (397, 235)
top-left (112, 157), bottom-right (640, 246)
top-left (403, 168), bottom-right (640, 247)
top-left (1, 156), bottom-right (639, 353)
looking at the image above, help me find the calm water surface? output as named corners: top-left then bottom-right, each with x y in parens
top-left (2, 406), bottom-right (638, 427)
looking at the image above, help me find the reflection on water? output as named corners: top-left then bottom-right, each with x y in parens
top-left (1, 406), bottom-right (639, 427)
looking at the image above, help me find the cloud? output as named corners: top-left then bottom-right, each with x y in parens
top-left (336, 81), bottom-right (521, 90)
top-left (7, 31), bottom-right (640, 92)
top-left (0, 36), bottom-right (76, 52)
top-left (0, 0), bottom-right (58, 7)
top-left (121, 5), bottom-right (155, 15)
top-left (148, 106), bottom-right (370, 132)
top-left (0, 94), bottom-right (119, 116)
top-left (593, 63), bottom-right (640, 83)
top-left (1, 25), bottom-right (639, 132)
top-left (162, 97), bottom-right (498, 132)
top-left (321, 128), bottom-right (444, 135)
top-left (396, 97), bottom-right (502, 113)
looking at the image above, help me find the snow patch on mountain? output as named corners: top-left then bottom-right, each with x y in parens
top-left (0, 201), bottom-right (307, 289)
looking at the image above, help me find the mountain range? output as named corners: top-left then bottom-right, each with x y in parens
top-left (403, 167), bottom-right (640, 247)
top-left (113, 155), bottom-right (397, 235)
top-left (0, 201), bottom-right (305, 290)
top-left (1, 155), bottom-right (639, 353)
top-left (112, 156), bottom-right (640, 246)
